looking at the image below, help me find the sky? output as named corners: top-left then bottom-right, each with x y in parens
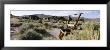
top-left (11, 10), bottom-right (100, 18)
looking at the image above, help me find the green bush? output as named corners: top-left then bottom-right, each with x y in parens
top-left (93, 24), bottom-right (100, 30)
top-left (33, 27), bottom-right (49, 36)
top-left (19, 29), bottom-right (42, 40)
top-left (11, 22), bottom-right (22, 27)
top-left (19, 23), bottom-right (29, 34)
top-left (28, 23), bottom-right (35, 29)
top-left (19, 23), bottom-right (35, 34)
top-left (38, 19), bottom-right (42, 23)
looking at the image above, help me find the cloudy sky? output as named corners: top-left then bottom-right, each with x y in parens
top-left (11, 10), bottom-right (100, 18)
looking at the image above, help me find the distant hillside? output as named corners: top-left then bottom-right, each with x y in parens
top-left (11, 14), bottom-right (100, 22)
top-left (21, 14), bottom-right (52, 18)
top-left (84, 18), bottom-right (100, 22)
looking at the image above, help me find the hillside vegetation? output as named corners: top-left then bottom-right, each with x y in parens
top-left (10, 14), bottom-right (100, 40)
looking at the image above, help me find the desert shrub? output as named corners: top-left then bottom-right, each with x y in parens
top-left (61, 29), bottom-right (97, 40)
top-left (18, 20), bottom-right (23, 22)
top-left (11, 22), bottom-right (22, 27)
top-left (19, 23), bottom-right (30, 34)
top-left (19, 23), bottom-right (36, 34)
top-left (52, 25), bottom-right (58, 28)
top-left (44, 23), bottom-right (49, 26)
top-left (10, 18), bottom-right (20, 23)
top-left (34, 27), bottom-right (46, 34)
top-left (44, 23), bottom-right (52, 29)
top-left (19, 29), bottom-right (42, 40)
top-left (85, 23), bottom-right (92, 29)
top-left (92, 24), bottom-right (100, 39)
top-left (82, 21), bottom-right (94, 30)
top-left (33, 27), bottom-right (51, 37)
top-left (28, 23), bottom-right (35, 29)
top-left (38, 19), bottom-right (42, 23)
top-left (77, 25), bottom-right (83, 30)
top-left (77, 32), bottom-right (91, 40)
top-left (93, 24), bottom-right (100, 30)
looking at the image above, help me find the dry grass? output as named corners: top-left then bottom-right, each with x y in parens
top-left (11, 17), bottom-right (100, 40)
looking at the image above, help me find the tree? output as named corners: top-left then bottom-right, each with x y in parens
top-left (68, 15), bottom-right (72, 24)
top-left (29, 15), bottom-right (39, 20)
top-left (73, 13), bottom-right (83, 30)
